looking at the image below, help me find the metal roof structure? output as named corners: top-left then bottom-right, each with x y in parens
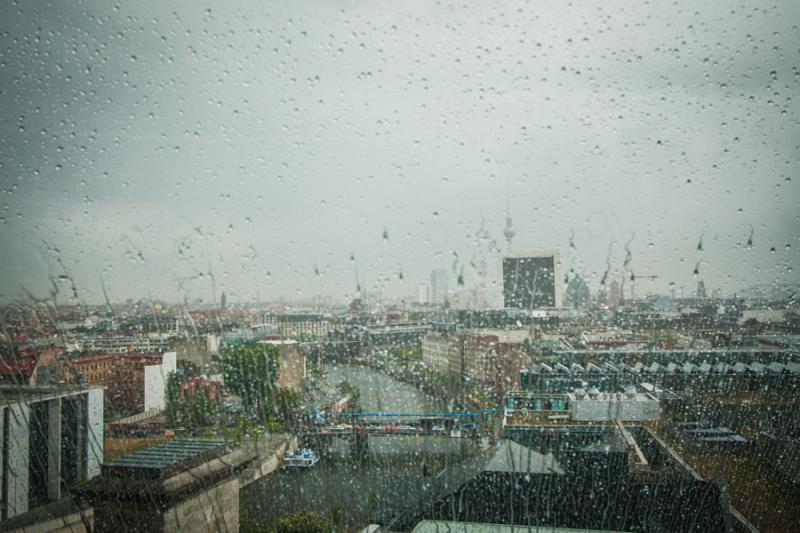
top-left (530, 360), bottom-right (800, 376)
top-left (674, 421), bottom-right (749, 445)
top-left (102, 439), bottom-right (227, 479)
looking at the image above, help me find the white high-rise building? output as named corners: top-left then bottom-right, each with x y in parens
top-left (417, 283), bottom-right (429, 304)
top-left (430, 270), bottom-right (448, 304)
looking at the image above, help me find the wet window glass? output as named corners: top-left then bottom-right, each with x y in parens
top-left (0, 1), bottom-right (798, 532)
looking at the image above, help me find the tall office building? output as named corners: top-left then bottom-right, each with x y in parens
top-left (417, 283), bottom-right (430, 304)
top-left (502, 253), bottom-right (561, 309)
top-left (430, 270), bottom-right (448, 304)
top-left (609, 280), bottom-right (621, 308)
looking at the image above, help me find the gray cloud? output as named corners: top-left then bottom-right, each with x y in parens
top-left (0, 0), bottom-right (798, 303)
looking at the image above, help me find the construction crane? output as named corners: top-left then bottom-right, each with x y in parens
top-left (629, 273), bottom-right (658, 301)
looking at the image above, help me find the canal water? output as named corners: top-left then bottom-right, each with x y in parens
top-left (324, 363), bottom-right (446, 414)
top-left (241, 364), bottom-right (477, 529)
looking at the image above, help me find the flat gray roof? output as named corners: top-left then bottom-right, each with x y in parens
top-left (102, 439), bottom-right (227, 479)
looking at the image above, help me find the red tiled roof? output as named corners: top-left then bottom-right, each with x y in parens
top-left (67, 352), bottom-right (162, 364)
top-left (0, 357), bottom-right (35, 377)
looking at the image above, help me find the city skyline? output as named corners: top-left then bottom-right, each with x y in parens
top-left (1, 1), bottom-right (797, 304)
top-left (0, 209), bottom-right (795, 306)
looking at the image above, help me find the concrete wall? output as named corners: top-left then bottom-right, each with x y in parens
top-left (47, 399), bottom-right (62, 500)
top-left (93, 500), bottom-right (165, 532)
top-left (163, 476), bottom-right (239, 533)
top-left (239, 435), bottom-right (298, 487)
top-left (5, 507), bottom-right (93, 533)
top-left (6, 403), bottom-right (30, 518)
top-left (86, 388), bottom-right (104, 479)
top-left (1, 389), bottom-right (103, 522)
top-left (207, 334), bottom-right (220, 355)
top-left (0, 408), bottom-right (4, 515)
top-left (144, 351), bottom-right (177, 412)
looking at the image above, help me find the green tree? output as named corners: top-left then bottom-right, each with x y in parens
top-left (336, 380), bottom-right (361, 411)
top-left (275, 387), bottom-right (300, 429)
top-left (275, 511), bottom-right (333, 533)
top-left (392, 347), bottom-right (421, 368)
top-left (240, 507), bottom-right (270, 533)
top-left (329, 503), bottom-right (343, 531)
top-left (186, 388), bottom-right (218, 427)
top-left (165, 371), bottom-right (181, 428)
top-left (222, 414), bottom-right (264, 446)
top-left (221, 343), bottom-right (279, 421)
top-left (367, 490), bottom-right (379, 515)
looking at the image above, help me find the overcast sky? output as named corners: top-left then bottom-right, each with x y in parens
top-left (0, 0), bottom-right (798, 305)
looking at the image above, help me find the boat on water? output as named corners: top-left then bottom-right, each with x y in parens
top-left (282, 447), bottom-right (320, 468)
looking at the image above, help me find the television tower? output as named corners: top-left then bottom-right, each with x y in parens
top-left (503, 179), bottom-right (516, 252)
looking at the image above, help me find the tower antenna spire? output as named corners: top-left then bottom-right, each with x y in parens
top-left (503, 178), bottom-right (516, 252)
top-left (507, 179), bottom-right (511, 215)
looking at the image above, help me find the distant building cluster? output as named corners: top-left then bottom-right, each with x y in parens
top-left (422, 328), bottom-right (531, 398)
top-left (264, 313), bottom-right (331, 339)
top-left (520, 349), bottom-right (800, 397)
top-left (69, 334), bottom-right (171, 354)
top-left (63, 352), bottom-right (176, 415)
top-left (179, 375), bottom-right (222, 402)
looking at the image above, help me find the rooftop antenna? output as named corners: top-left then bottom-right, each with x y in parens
top-left (98, 270), bottom-right (113, 314)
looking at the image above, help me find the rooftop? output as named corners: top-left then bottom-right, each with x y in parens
top-left (102, 439), bottom-right (227, 479)
top-left (464, 329), bottom-right (531, 343)
top-left (482, 439), bottom-right (564, 475)
top-left (531, 360), bottom-right (800, 376)
top-left (412, 521), bottom-right (630, 533)
top-left (0, 384), bottom-right (104, 406)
